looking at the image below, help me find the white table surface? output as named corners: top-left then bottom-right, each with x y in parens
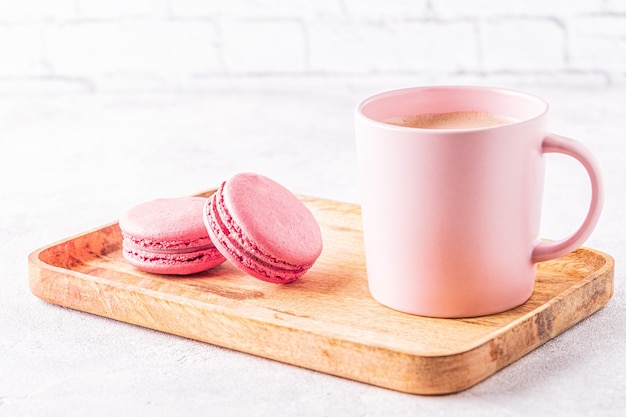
top-left (1, 82), bottom-right (624, 416)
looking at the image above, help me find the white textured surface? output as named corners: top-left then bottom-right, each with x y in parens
top-left (1, 80), bottom-right (624, 416)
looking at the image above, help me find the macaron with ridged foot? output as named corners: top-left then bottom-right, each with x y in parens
top-left (120, 197), bottom-right (226, 275)
top-left (203, 172), bottom-right (323, 283)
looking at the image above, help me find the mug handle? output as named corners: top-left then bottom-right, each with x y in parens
top-left (531, 134), bottom-right (605, 263)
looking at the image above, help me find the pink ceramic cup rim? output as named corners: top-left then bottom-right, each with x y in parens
top-left (356, 85), bottom-right (550, 132)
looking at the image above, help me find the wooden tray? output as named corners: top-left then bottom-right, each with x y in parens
top-left (28, 191), bottom-right (614, 395)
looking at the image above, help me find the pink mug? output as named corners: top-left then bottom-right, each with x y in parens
top-left (355, 86), bottom-right (604, 318)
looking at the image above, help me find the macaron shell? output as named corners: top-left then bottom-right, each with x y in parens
top-left (120, 197), bottom-right (212, 244)
top-left (222, 173), bottom-right (323, 266)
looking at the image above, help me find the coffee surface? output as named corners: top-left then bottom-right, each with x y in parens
top-left (382, 111), bottom-right (517, 129)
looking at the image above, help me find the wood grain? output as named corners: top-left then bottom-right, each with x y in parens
top-left (28, 191), bottom-right (614, 395)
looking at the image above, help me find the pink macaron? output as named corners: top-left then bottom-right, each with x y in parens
top-left (203, 172), bottom-right (323, 284)
top-left (120, 197), bottom-right (226, 275)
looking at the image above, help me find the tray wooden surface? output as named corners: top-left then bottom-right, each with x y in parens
top-left (28, 191), bottom-right (614, 395)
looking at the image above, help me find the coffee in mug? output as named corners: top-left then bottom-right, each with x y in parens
top-left (382, 110), bottom-right (518, 129)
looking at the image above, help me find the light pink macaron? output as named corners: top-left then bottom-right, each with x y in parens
top-left (120, 197), bottom-right (226, 275)
top-left (203, 172), bottom-right (323, 284)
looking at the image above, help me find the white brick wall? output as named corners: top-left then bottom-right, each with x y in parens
top-left (481, 18), bottom-right (566, 71)
top-left (0, 0), bottom-right (625, 94)
top-left (308, 18), bottom-right (479, 73)
top-left (44, 20), bottom-right (220, 77)
top-left (221, 18), bottom-right (307, 72)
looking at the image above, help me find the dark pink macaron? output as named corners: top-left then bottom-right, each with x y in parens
top-left (203, 172), bottom-right (323, 284)
top-left (120, 197), bottom-right (226, 275)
